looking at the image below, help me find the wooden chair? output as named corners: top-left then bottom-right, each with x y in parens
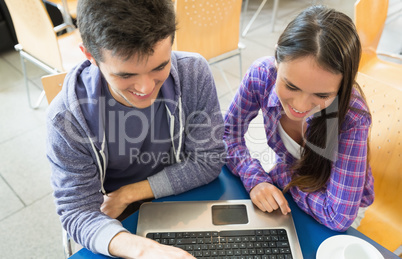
top-left (173, 0), bottom-right (245, 94)
top-left (4, 0), bottom-right (85, 109)
top-left (356, 72), bottom-right (402, 253)
top-left (355, 0), bottom-right (402, 90)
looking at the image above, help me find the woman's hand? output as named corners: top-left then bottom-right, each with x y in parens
top-left (250, 182), bottom-right (291, 215)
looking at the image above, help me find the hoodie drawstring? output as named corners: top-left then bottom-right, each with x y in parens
top-left (166, 96), bottom-right (183, 163)
top-left (89, 131), bottom-right (107, 195)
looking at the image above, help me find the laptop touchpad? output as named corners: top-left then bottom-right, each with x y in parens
top-left (212, 204), bottom-right (248, 225)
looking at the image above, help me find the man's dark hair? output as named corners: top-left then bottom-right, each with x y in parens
top-left (77, 0), bottom-right (177, 62)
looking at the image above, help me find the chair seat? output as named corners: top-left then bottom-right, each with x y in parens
top-left (58, 29), bottom-right (86, 71)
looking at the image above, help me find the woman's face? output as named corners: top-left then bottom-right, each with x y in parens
top-left (275, 56), bottom-right (343, 122)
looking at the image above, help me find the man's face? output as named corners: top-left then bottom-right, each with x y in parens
top-left (88, 37), bottom-right (172, 109)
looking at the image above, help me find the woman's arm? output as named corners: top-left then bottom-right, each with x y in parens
top-left (287, 120), bottom-right (372, 231)
top-left (224, 59), bottom-right (277, 192)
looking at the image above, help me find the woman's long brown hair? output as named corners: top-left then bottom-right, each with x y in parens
top-left (274, 6), bottom-right (370, 193)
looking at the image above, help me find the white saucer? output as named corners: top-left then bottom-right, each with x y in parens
top-left (316, 235), bottom-right (384, 259)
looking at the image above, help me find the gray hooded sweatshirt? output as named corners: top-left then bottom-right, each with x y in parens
top-left (46, 51), bottom-right (225, 256)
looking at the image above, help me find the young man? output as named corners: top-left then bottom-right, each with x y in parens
top-left (46, 0), bottom-right (225, 258)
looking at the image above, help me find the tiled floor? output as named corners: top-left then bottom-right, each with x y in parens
top-left (0, 0), bottom-right (401, 258)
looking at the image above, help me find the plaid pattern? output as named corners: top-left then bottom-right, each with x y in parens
top-left (224, 56), bottom-right (374, 231)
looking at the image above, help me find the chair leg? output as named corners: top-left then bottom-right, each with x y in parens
top-left (62, 227), bottom-right (73, 258)
top-left (241, 0), bottom-right (250, 33)
top-left (242, 0), bottom-right (280, 36)
top-left (269, 0), bottom-right (279, 32)
top-left (242, 0), bottom-right (268, 37)
top-left (19, 54), bottom-right (46, 109)
top-left (216, 64), bottom-right (235, 97)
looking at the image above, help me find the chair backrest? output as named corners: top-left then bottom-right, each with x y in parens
top-left (41, 72), bottom-right (67, 104)
top-left (354, 0), bottom-right (389, 66)
top-left (356, 72), bottom-right (402, 251)
top-left (4, 0), bottom-right (64, 71)
top-left (173, 0), bottom-right (242, 61)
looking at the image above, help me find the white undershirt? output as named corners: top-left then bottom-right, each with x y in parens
top-left (278, 122), bottom-right (303, 159)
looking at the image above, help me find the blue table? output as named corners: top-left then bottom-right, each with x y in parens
top-left (70, 166), bottom-right (398, 259)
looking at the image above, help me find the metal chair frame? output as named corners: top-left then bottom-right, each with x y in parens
top-left (241, 0), bottom-right (279, 37)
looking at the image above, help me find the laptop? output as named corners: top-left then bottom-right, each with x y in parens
top-left (137, 199), bottom-right (304, 258)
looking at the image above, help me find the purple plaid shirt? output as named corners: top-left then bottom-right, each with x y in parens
top-left (224, 56), bottom-right (374, 231)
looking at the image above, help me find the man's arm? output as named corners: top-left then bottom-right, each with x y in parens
top-left (47, 108), bottom-right (127, 256)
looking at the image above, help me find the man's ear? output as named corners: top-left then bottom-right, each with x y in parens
top-left (79, 43), bottom-right (98, 66)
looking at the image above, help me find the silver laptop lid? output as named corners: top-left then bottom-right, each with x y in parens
top-left (137, 199), bottom-right (303, 258)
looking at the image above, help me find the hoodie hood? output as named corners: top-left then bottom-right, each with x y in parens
top-left (61, 60), bottom-right (105, 151)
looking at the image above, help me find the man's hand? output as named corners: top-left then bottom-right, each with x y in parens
top-left (101, 180), bottom-right (154, 219)
top-left (101, 187), bottom-right (130, 219)
top-left (109, 232), bottom-right (196, 259)
top-left (250, 182), bottom-right (291, 215)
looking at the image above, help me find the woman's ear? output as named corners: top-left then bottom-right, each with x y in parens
top-left (79, 43), bottom-right (98, 67)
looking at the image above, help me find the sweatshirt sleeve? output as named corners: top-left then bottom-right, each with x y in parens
top-left (148, 54), bottom-right (226, 198)
top-left (46, 108), bottom-right (126, 256)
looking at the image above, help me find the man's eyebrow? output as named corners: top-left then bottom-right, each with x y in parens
top-left (284, 77), bottom-right (337, 95)
top-left (114, 71), bottom-right (137, 77)
top-left (152, 60), bottom-right (170, 71)
top-left (113, 59), bottom-right (170, 78)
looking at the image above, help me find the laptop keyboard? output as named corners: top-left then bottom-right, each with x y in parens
top-left (146, 229), bottom-right (293, 259)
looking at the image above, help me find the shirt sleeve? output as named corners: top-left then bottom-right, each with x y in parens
top-left (287, 117), bottom-right (372, 231)
top-left (223, 61), bottom-right (276, 192)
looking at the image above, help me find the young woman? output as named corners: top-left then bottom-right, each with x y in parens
top-left (223, 5), bottom-right (374, 231)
